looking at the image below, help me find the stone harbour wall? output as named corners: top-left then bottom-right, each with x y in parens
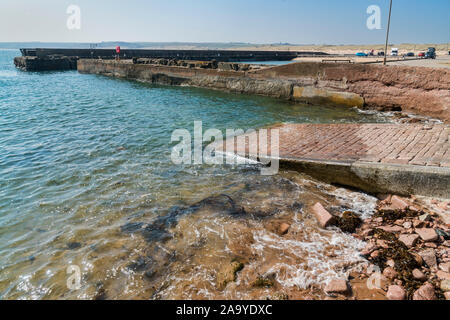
top-left (77, 59), bottom-right (450, 121)
top-left (14, 56), bottom-right (78, 72)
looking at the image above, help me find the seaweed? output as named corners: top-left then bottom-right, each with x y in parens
top-left (371, 229), bottom-right (423, 298)
top-left (335, 211), bottom-right (362, 233)
top-left (216, 260), bottom-right (245, 290)
top-left (269, 292), bottom-right (289, 300)
top-left (373, 208), bottom-right (421, 222)
top-left (252, 276), bottom-right (275, 288)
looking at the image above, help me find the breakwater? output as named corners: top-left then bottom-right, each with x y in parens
top-left (15, 48), bottom-right (325, 72)
top-left (78, 59), bottom-right (450, 121)
top-left (19, 48), bottom-right (321, 60)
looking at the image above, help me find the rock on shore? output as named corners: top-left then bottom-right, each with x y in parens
top-left (313, 195), bottom-right (449, 300)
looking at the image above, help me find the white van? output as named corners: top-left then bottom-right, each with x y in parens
top-left (391, 48), bottom-right (399, 56)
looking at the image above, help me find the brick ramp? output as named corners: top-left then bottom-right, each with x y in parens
top-left (218, 124), bottom-right (450, 198)
top-left (271, 123), bottom-right (449, 167)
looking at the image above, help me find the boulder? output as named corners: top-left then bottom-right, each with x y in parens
top-left (419, 213), bottom-right (431, 222)
top-left (383, 267), bottom-right (398, 280)
top-left (413, 219), bottom-right (426, 228)
top-left (411, 252), bottom-right (424, 266)
top-left (324, 279), bottom-right (349, 295)
top-left (279, 223), bottom-right (290, 236)
top-left (413, 283), bottom-right (437, 300)
top-left (444, 292), bottom-right (450, 300)
top-left (377, 240), bottom-right (390, 249)
top-left (403, 221), bottom-right (412, 229)
top-left (440, 279), bottom-right (450, 292)
top-left (419, 249), bottom-right (437, 268)
top-left (312, 203), bottom-right (335, 228)
top-left (378, 225), bottom-right (404, 233)
top-left (390, 196), bottom-right (410, 210)
top-left (412, 269), bottom-right (427, 281)
top-left (436, 271), bottom-right (450, 280)
top-left (386, 285), bottom-right (406, 300)
top-left (415, 228), bottom-right (438, 242)
top-left (361, 242), bottom-right (379, 256)
top-left (386, 259), bottom-right (396, 268)
top-left (399, 234), bottom-right (419, 248)
top-left (439, 262), bottom-right (450, 273)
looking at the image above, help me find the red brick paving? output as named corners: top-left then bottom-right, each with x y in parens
top-left (223, 124), bottom-right (450, 168)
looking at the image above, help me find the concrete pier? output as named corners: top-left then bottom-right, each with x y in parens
top-left (19, 48), bottom-right (321, 61)
top-left (15, 48), bottom-right (324, 71)
top-left (218, 123), bottom-right (450, 198)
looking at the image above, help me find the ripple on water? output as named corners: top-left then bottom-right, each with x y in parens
top-left (0, 50), bottom-right (388, 299)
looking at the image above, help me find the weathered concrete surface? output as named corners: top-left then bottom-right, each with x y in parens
top-left (20, 48), bottom-right (308, 61)
top-left (292, 86), bottom-right (364, 108)
top-left (15, 48), bottom-right (308, 71)
top-left (217, 123), bottom-right (450, 198)
top-left (77, 60), bottom-right (450, 121)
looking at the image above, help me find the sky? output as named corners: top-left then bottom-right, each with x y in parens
top-left (0, 0), bottom-right (449, 44)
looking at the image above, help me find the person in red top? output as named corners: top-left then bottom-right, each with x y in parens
top-left (115, 46), bottom-right (120, 61)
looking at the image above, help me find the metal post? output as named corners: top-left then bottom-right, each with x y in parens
top-left (384, 0), bottom-right (393, 65)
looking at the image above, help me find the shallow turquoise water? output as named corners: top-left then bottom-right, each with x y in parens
top-left (0, 50), bottom-right (387, 299)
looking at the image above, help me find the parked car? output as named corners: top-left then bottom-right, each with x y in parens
top-left (355, 52), bottom-right (367, 57)
top-left (405, 52), bottom-right (414, 57)
top-left (418, 52), bottom-right (425, 58)
top-left (377, 51), bottom-right (385, 56)
top-left (425, 47), bottom-right (436, 59)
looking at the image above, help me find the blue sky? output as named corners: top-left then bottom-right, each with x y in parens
top-left (0, 0), bottom-right (449, 44)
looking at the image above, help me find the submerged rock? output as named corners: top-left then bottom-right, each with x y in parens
top-left (252, 275), bottom-right (275, 288)
top-left (120, 222), bottom-right (144, 234)
top-left (127, 256), bottom-right (152, 272)
top-left (66, 242), bottom-right (82, 250)
top-left (216, 260), bottom-right (244, 290)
